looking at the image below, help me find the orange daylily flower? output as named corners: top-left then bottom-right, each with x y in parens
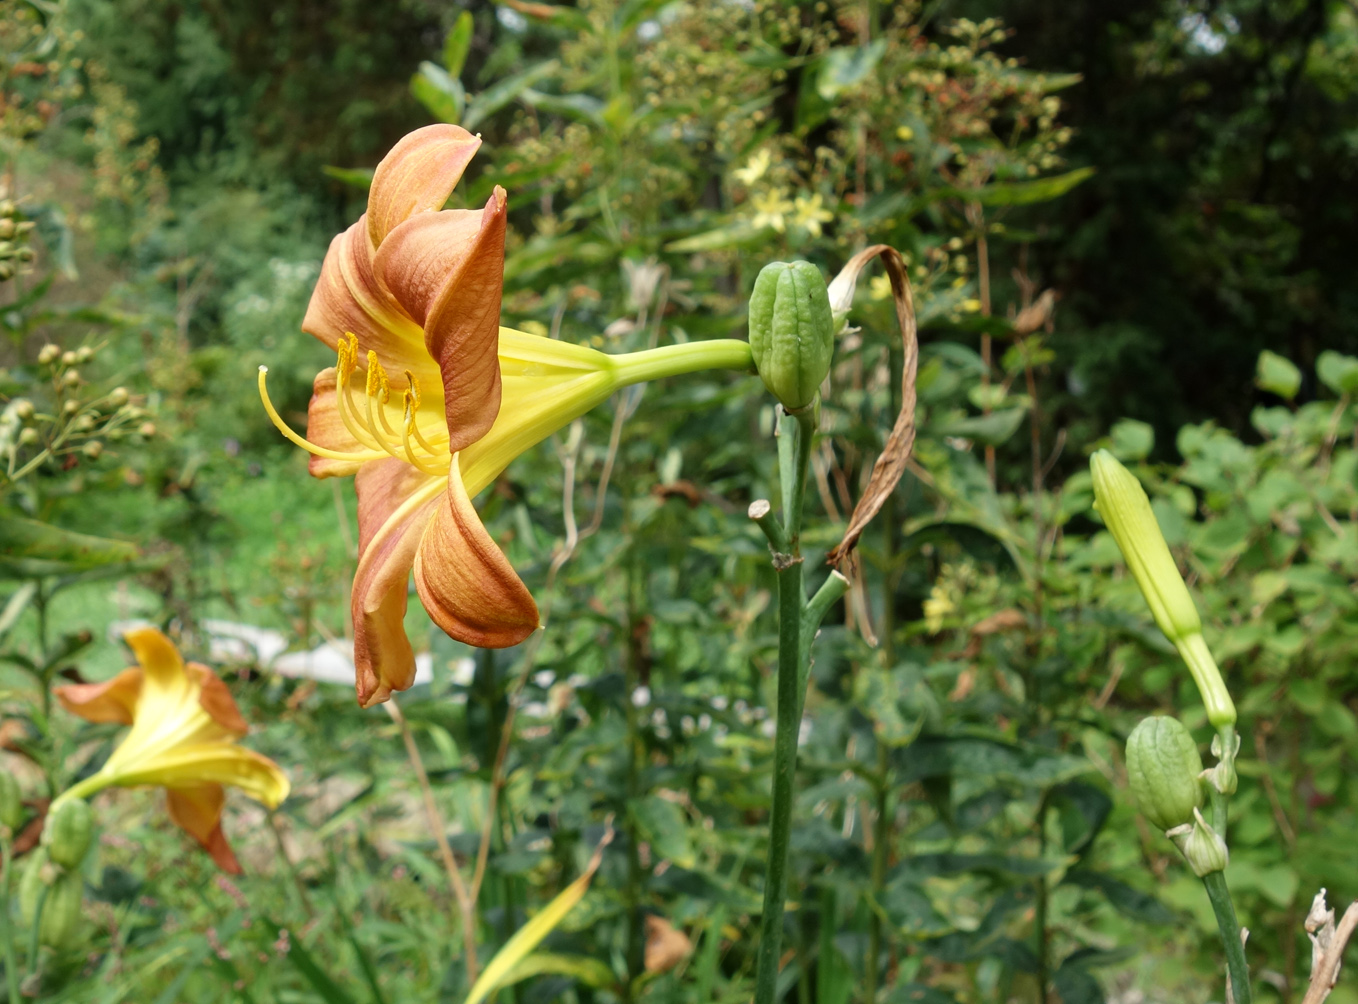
top-left (53, 627), bottom-right (290, 874)
top-left (259, 124), bottom-right (752, 707)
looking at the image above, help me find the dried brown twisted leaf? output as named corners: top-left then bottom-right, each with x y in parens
top-left (826, 244), bottom-right (919, 568)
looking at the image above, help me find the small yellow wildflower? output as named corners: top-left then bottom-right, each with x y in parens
top-left (733, 149), bottom-right (772, 185)
top-left (869, 274), bottom-right (893, 301)
top-left (896, 126), bottom-right (915, 141)
top-left (923, 585), bottom-right (954, 634)
top-left (751, 188), bottom-right (794, 233)
top-left (792, 193), bottom-right (834, 238)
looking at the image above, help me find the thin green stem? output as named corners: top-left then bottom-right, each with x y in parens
top-left (25, 883), bottom-right (47, 977)
top-left (864, 769), bottom-right (888, 1003)
top-left (610, 338), bottom-right (754, 386)
top-left (1203, 871), bottom-right (1251, 1004)
top-left (754, 409), bottom-right (816, 1004)
top-left (1, 839), bottom-right (19, 1004)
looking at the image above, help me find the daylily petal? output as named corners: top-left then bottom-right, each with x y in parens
top-left (352, 458), bottom-right (445, 707)
top-left (413, 454), bottom-right (539, 650)
top-left (125, 626), bottom-right (189, 695)
top-left (165, 784), bottom-right (240, 874)
top-left (301, 220), bottom-right (441, 384)
top-left (55, 667), bottom-right (143, 725)
top-left (189, 663), bottom-right (249, 737)
top-left (377, 188), bottom-right (507, 452)
top-left (366, 124), bottom-right (483, 249)
top-left (121, 744), bottom-right (290, 807)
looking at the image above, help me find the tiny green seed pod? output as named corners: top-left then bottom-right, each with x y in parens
top-left (44, 798), bottom-right (93, 869)
top-left (748, 260), bottom-right (834, 411)
top-left (0, 773), bottom-right (22, 831)
top-left (1125, 716), bottom-right (1204, 831)
top-left (37, 869), bottom-right (84, 950)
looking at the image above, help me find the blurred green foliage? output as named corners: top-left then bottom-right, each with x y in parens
top-left (1, 1), bottom-right (1356, 1002)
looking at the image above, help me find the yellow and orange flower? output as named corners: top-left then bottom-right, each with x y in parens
top-left (52, 627), bottom-right (289, 874)
top-left (260, 124), bottom-right (751, 707)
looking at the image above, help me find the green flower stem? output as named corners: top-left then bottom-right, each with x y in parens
top-left (25, 883), bottom-right (47, 978)
top-left (2, 838), bottom-right (19, 1004)
top-left (610, 338), bottom-right (754, 386)
top-left (1203, 871), bottom-right (1251, 1004)
top-left (47, 773), bottom-right (107, 816)
top-left (753, 406), bottom-right (836, 1004)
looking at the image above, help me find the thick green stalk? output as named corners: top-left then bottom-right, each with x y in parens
top-left (1, 840), bottom-right (19, 1004)
top-left (1203, 871), bottom-right (1251, 1004)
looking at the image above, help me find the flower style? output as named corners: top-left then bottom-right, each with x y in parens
top-left (259, 125), bottom-right (752, 707)
top-left (52, 627), bottom-right (289, 874)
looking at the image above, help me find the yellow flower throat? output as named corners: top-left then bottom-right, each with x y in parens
top-left (259, 332), bottom-right (452, 477)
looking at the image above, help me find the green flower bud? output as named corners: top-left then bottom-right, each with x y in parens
top-left (44, 798), bottom-right (93, 869)
top-left (12, 398), bottom-right (33, 421)
top-left (18, 848), bottom-right (54, 925)
top-left (1125, 716), bottom-right (1204, 831)
top-left (0, 219), bottom-right (13, 239)
top-left (108, 387), bottom-right (129, 408)
top-left (0, 773), bottom-right (22, 831)
top-left (748, 260), bottom-right (834, 411)
top-left (37, 344), bottom-right (60, 365)
top-left (37, 870), bottom-right (83, 950)
top-left (1171, 807), bottom-right (1229, 877)
top-left (1090, 450), bottom-right (1236, 729)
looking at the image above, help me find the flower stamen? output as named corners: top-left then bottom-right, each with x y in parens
top-left (257, 366), bottom-right (386, 463)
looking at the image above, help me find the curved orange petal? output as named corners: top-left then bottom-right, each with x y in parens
top-left (124, 627), bottom-right (187, 693)
top-left (413, 454), bottom-right (539, 650)
top-left (188, 664), bottom-right (249, 737)
top-left (376, 187), bottom-right (507, 452)
top-left (305, 367), bottom-right (369, 478)
top-left (301, 221), bottom-right (439, 383)
top-left (165, 784), bottom-right (240, 874)
top-left (366, 124), bottom-right (482, 249)
top-left (352, 458), bottom-right (445, 707)
top-left (54, 667), bottom-right (143, 725)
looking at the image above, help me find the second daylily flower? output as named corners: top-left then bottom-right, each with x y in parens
top-left (53, 627), bottom-right (289, 874)
top-left (261, 124), bottom-right (752, 707)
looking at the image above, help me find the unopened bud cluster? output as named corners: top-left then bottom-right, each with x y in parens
top-left (0, 198), bottom-right (38, 282)
top-left (18, 799), bottom-right (93, 952)
top-left (2, 341), bottom-right (151, 481)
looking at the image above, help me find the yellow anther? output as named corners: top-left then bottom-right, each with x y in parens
top-left (405, 371), bottom-right (421, 412)
top-left (366, 350), bottom-right (389, 401)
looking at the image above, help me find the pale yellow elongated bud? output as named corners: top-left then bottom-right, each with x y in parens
top-left (1090, 450), bottom-right (1236, 729)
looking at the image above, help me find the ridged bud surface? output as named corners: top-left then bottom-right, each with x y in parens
top-left (1126, 716), bottom-right (1204, 831)
top-left (748, 261), bottom-right (834, 411)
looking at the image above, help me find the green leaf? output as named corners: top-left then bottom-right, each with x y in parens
top-left (522, 88), bottom-right (606, 125)
top-left (260, 918), bottom-right (358, 1004)
top-left (930, 407), bottom-right (1027, 446)
top-left (443, 11), bottom-right (474, 77)
top-left (411, 61), bottom-right (466, 124)
top-left (1108, 418), bottom-right (1154, 460)
top-left (1316, 350), bottom-right (1358, 396)
top-left (816, 40), bottom-right (887, 100)
top-left (664, 221), bottom-right (764, 253)
top-left (630, 795), bottom-right (695, 867)
top-left (321, 165), bottom-right (374, 190)
top-left (462, 60), bottom-right (560, 132)
top-left (885, 985), bottom-right (961, 1004)
top-left (1063, 870), bottom-right (1176, 925)
top-left (463, 838), bottom-right (608, 1004)
top-left (494, 952), bottom-right (616, 992)
top-left (940, 166), bottom-right (1096, 207)
top-left (0, 514), bottom-right (138, 577)
top-left (1256, 350), bottom-right (1301, 400)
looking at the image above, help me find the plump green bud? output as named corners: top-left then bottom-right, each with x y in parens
top-left (1090, 450), bottom-right (1236, 730)
top-left (0, 773), bottom-right (22, 831)
top-left (748, 260), bottom-right (834, 411)
top-left (1125, 716), bottom-right (1204, 831)
top-left (1173, 808), bottom-right (1229, 877)
top-left (44, 798), bottom-right (93, 869)
top-left (37, 870), bottom-right (83, 950)
top-left (18, 848), bottom-right (53, 925)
